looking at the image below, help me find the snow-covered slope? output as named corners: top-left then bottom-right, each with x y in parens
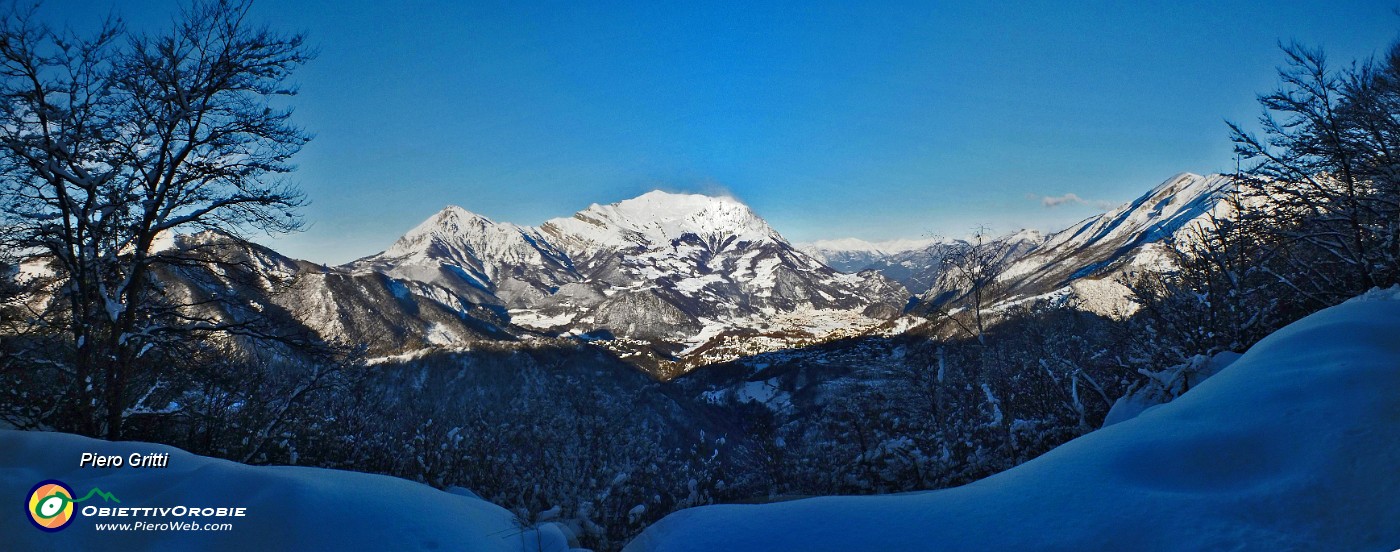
top-left (157, 233), bottom-right (513, 356)
top-left (538, 192), bottom-right (907, 338)
top-left (350, 206), bottom-right (577, 308)
top-left (540, 191), bottom-right (783, 257)
top-left (0, 429), bottom-right (576, 551)
top-left (75, 174), bottom-right (1237, 374)
top-left (18, 191), bottom-right (912, 375)
top-left (625, 287), bottom-right (1400, 551)
top-left (992, 172), bottom-right (1233, 312)
top-left (804, 173), bottom-right (1232, 314)
top-left (349, 191), bottom-right (909, 373)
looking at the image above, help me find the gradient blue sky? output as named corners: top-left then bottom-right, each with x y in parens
top-left (43, 1), bottom-right (1400, 264)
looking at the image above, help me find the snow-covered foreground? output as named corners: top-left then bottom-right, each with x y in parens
top-left (626, 289), bottom-right (1400, 551)
top-left (0, 430), bottom-right (575, 551)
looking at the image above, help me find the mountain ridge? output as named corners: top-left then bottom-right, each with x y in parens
top-left (130, 174), bottom-right (1235, 376)
top-left (344, 190), bottom-right (909, 375)
top-left (801, 173), bottom-right (1232, 315)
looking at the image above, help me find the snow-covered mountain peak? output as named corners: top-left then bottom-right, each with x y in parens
top-left (1042, 172), bottom-right (1232, 253)
top-left (344, 190), bottom-right (906, 356)
top-left (988, 173), bottom-right (1236, 313)
top-left (1150, 172), bottom-right (1206, 194)
top-left (437, 204), bottom-right (494, 224)
top-left (620, 189), bottom-right (748, 212)
top-left (373, 204), bottom-right (554, 266)
top-left (352, 204), bottom-right (575, 304)
top-left (388, 205), bottom-right (504, 252)
top-left (1004, 228), bottom-right (1043, 241)
top-left (541, 190), bottom-right (783, 252)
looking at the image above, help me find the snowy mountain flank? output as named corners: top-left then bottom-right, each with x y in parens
top-left (0, 172), bottom-right (1240, 383)
top-left (805, 173), bottom-right (1232, 316)
top-left (625, 288), bottom-right (1400, 551)
top-left (348, 191), bottom-right (908, 374)
top-left (70, 174), bottom-right (1233, 377)
top-left (991, 173), bottom-right (1233, 314)
top-left (129, 174), bottom-right (1237, 375)
top-left (352, 206), bottom-right (577, 310)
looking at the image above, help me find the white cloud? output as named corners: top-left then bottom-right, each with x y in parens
top-left (1031, 192), bottom-right (1116, 210)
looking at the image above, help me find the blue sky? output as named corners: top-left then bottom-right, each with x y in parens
top-left (44, 1), bottom-right (1400, 263)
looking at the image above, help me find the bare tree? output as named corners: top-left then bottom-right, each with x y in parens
top-left (0, 0), bottom-right (312, 438)
top-left (1228, 41), bottom-right (1400, 302)
top-left (938, 226), bottom-right (1012, 344)
top-left (1120, 181), bottom-right (1289, 369)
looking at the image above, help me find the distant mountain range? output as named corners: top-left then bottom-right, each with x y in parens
top-left (123, 172), bottom-right (1230, 377)
top-left (797, 237), bottom-right (946, 274)
top-left (802, 231), bottom-right (1046, 297)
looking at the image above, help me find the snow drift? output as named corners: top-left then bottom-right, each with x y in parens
top-left (0, 430), bottom-right (576, 551)
top-left (625, 288), bottom-right (1400, 551)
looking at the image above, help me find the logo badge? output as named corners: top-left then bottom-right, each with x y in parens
top-left (27, 480), bottom-right (76, 532)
